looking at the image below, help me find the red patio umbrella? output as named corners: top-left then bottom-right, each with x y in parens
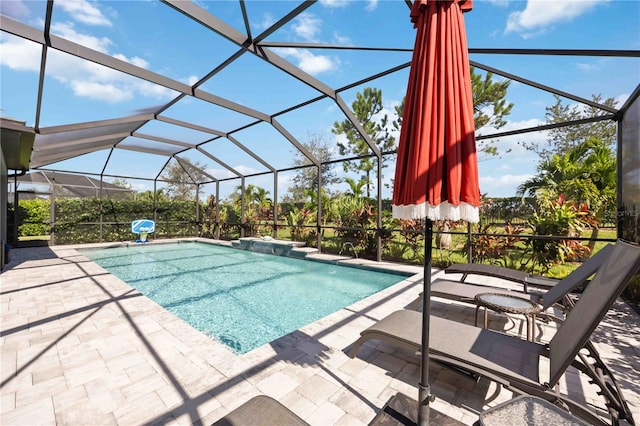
top-left (392, 0), bottom-right (480, 424)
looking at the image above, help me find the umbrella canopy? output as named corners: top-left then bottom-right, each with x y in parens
top-left (391, 0), bottom-right (479, 424)
top-left (393, 0), bottom-right (479, 223)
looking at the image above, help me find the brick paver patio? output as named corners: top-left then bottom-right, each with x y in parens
top-left (1, 241), bottom-right (638, 425)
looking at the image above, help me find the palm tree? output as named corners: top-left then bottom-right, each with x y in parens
top-left (252, 186), bottom-right (272, 209)
top-left (518, 137), bottom-right (615, 251)
top-left (344, 177), bottom-right (367, 199)
top-left (517, 137), bottom-right (615, 220)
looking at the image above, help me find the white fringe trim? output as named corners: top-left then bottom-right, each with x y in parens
top-left (392, 202), bottom-right (479, 223)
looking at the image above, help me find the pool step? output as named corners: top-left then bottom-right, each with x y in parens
top-left (232, 237), bottom-right (313, 257)
top-left (289, 246), bottom-right (319, 258)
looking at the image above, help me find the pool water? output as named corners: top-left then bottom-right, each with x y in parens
top-left (80, 242), bottom-right (405, 354)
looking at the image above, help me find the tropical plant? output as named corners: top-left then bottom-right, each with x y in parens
top-left (226, 184), bottom-right (275, 236)
top-left (285, 207), bottom-right (316, 245)
top-left (344, 177), bottom-right (367, 199)
top-left (302, 187), bottom-right (335, 230)
top-left (398, 219), bottom-right (425, 261)
top-left (202, 195), bottom-right (229, 239)
top-left (469, 223), bottom-right (527, 269)
top-left (527, 194), bottom-right (595, 272)
top-left (332, 193), bottom-right (375, 256)
top-left (517, 137), bottom-right (615, 217)
top-left (518, 137), bottom-right (616, 250)
top-left (378, 210), bottom-right (397, 255)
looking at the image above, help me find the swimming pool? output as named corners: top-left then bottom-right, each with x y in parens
top-left (80, 241), bottom-right (406, 354)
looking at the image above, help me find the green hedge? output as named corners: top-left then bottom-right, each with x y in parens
top-left (15, 199), bottom-right (51, 236)
top-left (13, 197), bottom-right (201, 244)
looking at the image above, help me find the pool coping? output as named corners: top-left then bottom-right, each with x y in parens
top-left (76, 237), bottom-right (424, 277)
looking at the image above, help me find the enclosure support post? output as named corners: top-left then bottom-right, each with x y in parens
top-left (377, 156), bottom-right (383, 262)
top-left (153, 180), bottom-right (157, 224)
top-left (241, 177), bottom-right (246, 238)
top-left (273, 171), bottom-right (278, 239)
top-left (195, 184), bottom-right (201, 238)
top-left (616, 116), bottom-right (623, 241)
top-left (12, 175), bottom-right (18, 246)
top-left (50, 175), bottom-right (56, 246)
top-left (316, 166), bottom-right (322, 252)
top-left (98, 175), bottom-right (103, 243)
top-left (215, 181), bottom-right (220, 239)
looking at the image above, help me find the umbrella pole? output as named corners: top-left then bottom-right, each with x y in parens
top-left (418, 218), bottom-right (433, 426)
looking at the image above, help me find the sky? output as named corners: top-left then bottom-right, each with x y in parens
top-left (1, 0), bottom-right (639, 201)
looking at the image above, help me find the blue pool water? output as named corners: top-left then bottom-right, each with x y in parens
top-left (80, 242), bottom-right (405, 354)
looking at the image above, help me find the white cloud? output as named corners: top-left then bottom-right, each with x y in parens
top-left (0, 0), bottom-right (30, 20)
top-left (277, 48), bottom-right (337, 75)
top-left (70, 80), bottom-right (132, 103)
top-left (207, 164), bottom-right (281, 199)
top-left (279, 12), bottom-right (344, 75)
top-left (0, 35), bottom-right (41, 72)
top-left (1, 22), bottom-right (175, 104)
top-left (486, 0), bottom-right (510, 6)
top-left (506, 1), bottom-right (601, 36)
top-left (137, 81), bottom-right (175, 99)
top-left (190, 0), bottom-right (208, 11)
top-left (614, 93), bottom-right (630, 107)
top-left (235, 165), bottom-right (264, 176)
top-left (257, 13), bottom-right (276, 31)
top-left (495, 117), bottom-right (545, 133)
top-left (56, 0), bottom-right (112, 27)
top-left (572, 57), bottom-right (625, 76)
top-left (186, 75), bottom-right (199, 86)
top-left (112, 53), bottom-right (149, 69)
top-left (292, 13), bottom-right (322, 42)
top-left (574, 62), bottom-right (598, 72)
top-left (51, 21), bottom-right (112, 52)
top-left (131, 182), bottom-right (151, 193)
top-left (480, 118), bottom-right (544, 135)
top-left (319, 0), bottom-right (350, 8)
top-left (479, 173), bottom-right (534, 197)
top-left (206, 168), bottom-right (237, 181)
top-left (477, 118), bottom-right (547, 157)
top-left (296, 50), bottom-right (336, 74)
top-left (332, 32), bottom-right (351, 46)
top-left (319, 0), bottom-right (377, 12)
top-left (277, 174), bottom-right (293, 198)
top-left (475, 116), bottom-right (556, 196)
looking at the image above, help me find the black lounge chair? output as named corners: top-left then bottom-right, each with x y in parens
top-left (444, 262), bottom-right (557, 291)
top-left (349, 240), bottom-right (640, 426)
top-left (443, 248), bottom-right (606, 293)
top-left (212, 395), bottom-right (308, 426)
top-left (418, 243), bottom-right (616, 312)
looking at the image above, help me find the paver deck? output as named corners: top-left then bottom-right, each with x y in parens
top-left (1, 241), bottom-right (639, 425)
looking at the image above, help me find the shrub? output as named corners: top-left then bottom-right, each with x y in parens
top-left (527, 194), bottom-right (595, 272)
top-left (470, 222), bottom-right (526, 268)
top-left (16, 199), bottom-right (50, 237)
top-left (7, 197), bottom-right (203, 244)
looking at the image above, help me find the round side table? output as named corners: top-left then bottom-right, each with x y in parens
top-left (474, 293), bottom-right (541, 341)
